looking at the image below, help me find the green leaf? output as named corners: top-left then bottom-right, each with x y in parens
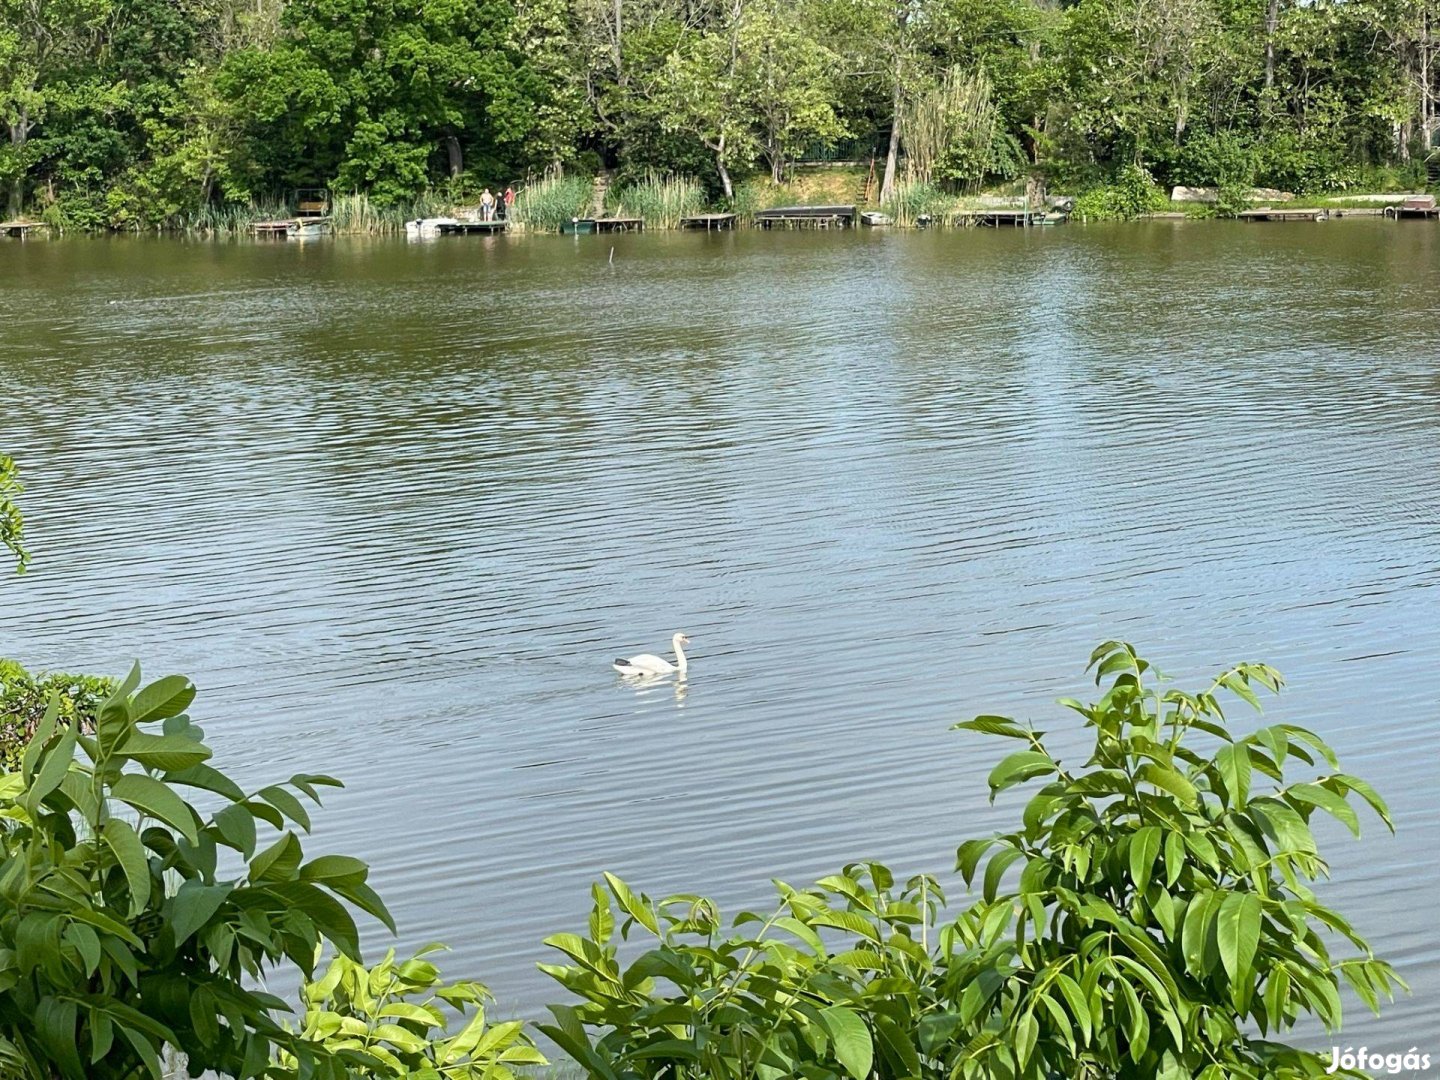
top-left (1331, 774), bottom-right (1394, 832)
top-left (1014, 1009), bottom-right (1037, 1069)
top-left (1163, 831), bottom-right (1185, 886)
top-left (1215, 743), bottom-right (1251, 807)
top-left (23, 721), bottom-right (79, 815)
top-left (130, 676), bottom-right (196, 724)
top-left (1129, 825), bottom-right (1161, 895)
top-left (258, 785), bottom-right (312, 831)
top-left (250, 832), bottom-right (302, 883)
top-left (170, 881), bottom-right (232, 945)
top-left (983, 847), bottom-right (1024, 903)
top-left (116, 732), bottom-right (211, 772)
top-left (1136, 763), bottom-right (1197, 806)
top-left (161, 763), bottom-right (243, 801)
top-left (1216, 891), bottom-right (1262, 987)
top-left (1287, 782), bottom-right (1360, 837)
top-left (102, 819), bottom-right (152, 918)
top-left (956, 838), bottom-right (997, 886)
top-left (987, 750), bottom-right (1056, 798)
top-left (299, 854), bottom-right (368, 885)
top-left (110, 774), bottom-right (200, 845)
top-left (952, 716), bottom-right (1032, 739)
top-left (212, 803), bottom-right (258, 857)
top-left (819, 1006), bottom-right (872, 1080)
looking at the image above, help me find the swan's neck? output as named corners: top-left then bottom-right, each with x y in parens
top-left (673, 641), bottom-right (688, 672)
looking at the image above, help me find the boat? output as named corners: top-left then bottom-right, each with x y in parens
top-left (287, 187), bottom-right (331, 239)
top-left (561, 217), bottom-right (597, 234)
top-left (860, 211), bottom-right (893, 226)
top-left (288, 218), bottom-right (331, 239)
top-left (405, 217), bottom-right (460, 239)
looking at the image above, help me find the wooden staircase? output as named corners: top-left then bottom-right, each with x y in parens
top-left (1427, 153), bottom-right (1440, 187)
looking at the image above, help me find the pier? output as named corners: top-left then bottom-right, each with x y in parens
top-left (595, 217), bottom-right (643, 233)
top-left (681, 213), bottom-right (737, 230)
top-left (754, 205), bottom-right (856, 228)
top-left (953, 208), bottom-right (1052, 227)
top-left (1238, 207), bottom-right (1328, 222)
top-left (1, 221), bottom-right (46, 239)
top-left (1385, 195), bottom-right (1439, 219)
top-left (436, 221), bottom-right (508, 235)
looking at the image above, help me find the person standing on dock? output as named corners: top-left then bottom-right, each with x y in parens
top-left (480, 188), bottom-right (496, 221)
top-left (503, 186), bottom-right (515, 218)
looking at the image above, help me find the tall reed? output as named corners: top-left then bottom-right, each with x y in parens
top-left (607, 171), bottom-right (704, 229)
top-left (880, 180), bottom-right (959, 227)
top-left (511, 173), bottom-right (594, 232)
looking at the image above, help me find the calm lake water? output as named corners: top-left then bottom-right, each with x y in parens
top-left (2, 222), bottom-right (1437, 1048)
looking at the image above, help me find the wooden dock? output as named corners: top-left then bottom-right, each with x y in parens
top-left (436, 221), bottom-right (508, 235)
top-left (252, 220), bottom-right (295, 239)
top-left (953, 208), bottom-right (1051, 227)
top-left (1238, 207), bottom-right (1327, 222)
top-left (755, 204), bottom-right (856, 228)
top-left (1385, 195), bottom-right (1439, 219)
top-left (1, 220), bottom-right (46, 239)
top-left (681, 213), bottom-right (737, 230)
top-left (595, 217), bottom-right (643, 233)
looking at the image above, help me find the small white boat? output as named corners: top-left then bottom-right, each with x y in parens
top-left (405, 217), bottom-right (460, 239)
top-left (287, 218), bottom-right (331, 239)
top-left (860, 211), bottom-right (893, 226)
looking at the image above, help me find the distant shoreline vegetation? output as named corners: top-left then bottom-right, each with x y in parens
top-left (5, 167), bottom-right (1430, 237)
top-left (4, 0), bottom-right (1439, 234)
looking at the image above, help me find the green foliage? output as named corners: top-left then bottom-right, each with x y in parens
top-left (944, 642), bottom-right (1401, 1079)
top-left (0, 659), bottom-right (116, 771)
top-left (511, 171), bottom-right (593, 231)
top-left (0, 664), bottom-right (397, 1079)
top-left (1073, 165), bottom-right (1169, 221)
top-left (880, 180), bottom-right (956, 226)
top-left (0, 456), bottom-right (27, 574)
top-left (607, 171), bottom-right (704, 228)
top-left (284, 944), bottom-right (547, 1079)
top-left (545, 645), bottom-right (1399, 1080)
top-left (539, 866), bottom-right (941, 1080)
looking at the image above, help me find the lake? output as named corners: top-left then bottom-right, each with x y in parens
top-left (2, 221), bottom-right (1437, 1048)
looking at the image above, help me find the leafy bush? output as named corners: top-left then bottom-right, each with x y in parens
top-left (0, 666), bottom-right (395, 1079)
top-left (0, 455), bottom-right (27, 574)
top-left (540, 867), bottom-right (942, 1080)
top-left (0, 659), bottom-right (117, 771)
top-left (284, 944), bottom-right (546, 1079)
top-left (945, 642), bottom-right (1400, 1078)
top-left (545, 645), bottom-right (1399, 1080)
top-left (1073, 165), bottom-right (1169, 221)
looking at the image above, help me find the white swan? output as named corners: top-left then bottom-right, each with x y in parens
top-left (613, 633), bottom-right (690, 676)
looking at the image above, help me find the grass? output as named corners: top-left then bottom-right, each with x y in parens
top-left (511, 173), bottom-right (594, 232)
top-left (880, 180), bottom-right (963, 226)
top-left (606, 171), bottom-right (704, 229)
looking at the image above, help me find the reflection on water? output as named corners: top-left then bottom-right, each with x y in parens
top-left (1, 223), bottom-right (1437, 1042)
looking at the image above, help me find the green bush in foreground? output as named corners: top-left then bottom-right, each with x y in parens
top-left (544, 644), bottom-right (1398, 1080)
top-left (0, 659), bottom-right (117, 771)
top-left (0, 666), bottom-right (394, 1079)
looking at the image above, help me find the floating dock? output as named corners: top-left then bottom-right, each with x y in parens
top-left (1238, 207), bottom-right (1327, 222)
top-left (594, 217), bottom-right (643, 233)
top-left (252, 220), bottom-right (296, 239)
top-left (0, 220), bottom-right (45, 239)
top-left (681, 213), bottom-right (737, 230)
top-left (755, 205), bottom-right (856, 228)
top-left (436, 221), bottom-right (507, 235)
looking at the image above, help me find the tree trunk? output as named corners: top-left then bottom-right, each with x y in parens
top-left (714, 134), bottom-right (733, 200)
top-left (8, 115), bottom-right (28, 219)
top-left (880, 76), bottom-right (902, 201)
top-left (445, 136), bottom-right (463, 178)
top-left (1264, 0), bottom-right (1279, 90)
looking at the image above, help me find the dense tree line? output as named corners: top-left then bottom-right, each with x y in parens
top-left (3, 0), bottom-right (1439, 225)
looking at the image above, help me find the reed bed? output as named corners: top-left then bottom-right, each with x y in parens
top-left (880, 180), bottom-right (961, 226)
top-left (606, 171), bottom-right (704, 229)
top-left (511, 173), bottom-right (594, 232)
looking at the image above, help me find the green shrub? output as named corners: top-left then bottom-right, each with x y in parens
top-left (0, 666), bottom-right (396, 1079)
top-left (540, 866), bottom-right (940, 1080)
top-left (0, 659), bottom-right (116, 771)
top-left (945, 642), bottom-right (1400, 1078)
top-left (545, 645), bottom-right (1399, 1080)
top-left (880, 180), bottom-right (956, 226)
top-left (0, 455), bottom-right (26, 574)
top-left (1073, 165), bottom-right (1169, 221)
top-left (284, 944), bottom-right (546, 1079)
